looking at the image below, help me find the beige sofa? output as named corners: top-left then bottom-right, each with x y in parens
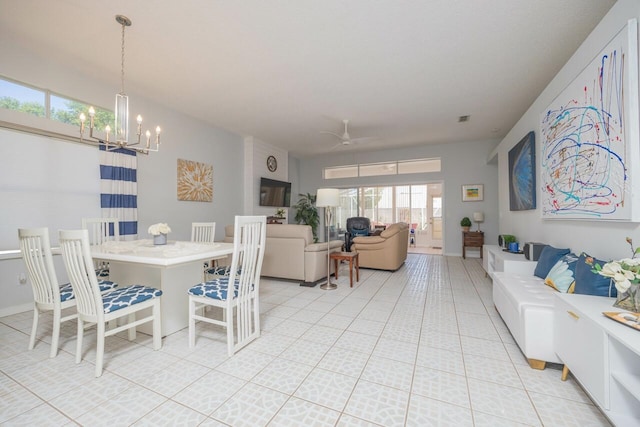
top-left (352, 222), bottom-right (409, 271)
top-left (224, 224), bottom-right (343, 283)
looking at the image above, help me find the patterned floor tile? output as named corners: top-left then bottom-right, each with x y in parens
top-left (1, 402), bottom-right (72, 426)
top-left (335, 413), bottom-right (385, 426)
top-left (460, 335), bottom-right (510, 361)
top-left (528, 391), bottom-right (612, 426)
top-left (132, 400), bottom-right (207, 426)
top-left (406, 393), bottom-right (473, 426)
top-left (334, 331), bottom-right (380, 354)
top-left (252, 357), bottom-right (313, 394)
top-left (463, 353), bottom-right (523, 388)
top-left (515, 363), bottom-right (592, 404)
top-left (293, 367), bottom-right (358, 412)
top-left (467, 378), bottom-right (541, 426)
top-left (173, 370), bottom-right (247, 415)
top-left (347, 318), bottom-right (386, 336)
top-left (300, 325), bottom-right (344, 345)
top-left (416, 345), bottom-right (465, 375)
top-left (372, 337), bottom-right (418, 364)
top-left (268, 396), bottom-right (340, 426)
top-left (317, 346), bottom-right (371, 378)
top-left (74, 384), bottom-right (166, 426)
top-left (210, 382), bottom-right (288, 427)
top-left (215, 349), bottom-right (275, 381)
top-left (361, 355), bottom-right (414, 391)
top-left (344, 380), bottom-right (409, 426)
top-left (419, 329), bottom-right (462, 353)
top-left (135, 358), bottom-right (209, 397)
top-left (279, 339), bottom-right (332, 366)
top-left (412, 365), bottom-right (470, 408)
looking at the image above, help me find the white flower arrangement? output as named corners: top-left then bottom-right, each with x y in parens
top-left (148, 222), bottom-right (171, 236)
top-left (594, 237), bottom-right (640, 293)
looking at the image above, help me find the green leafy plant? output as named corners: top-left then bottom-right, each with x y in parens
top-left (503, 235), bottom-right (516, 245)
top-left (293, 193), bottom-right (320, 242)
top-left (460, 217), bottom-right (472, 227)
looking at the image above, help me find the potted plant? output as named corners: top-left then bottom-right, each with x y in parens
top-left (293, 193), bottom-right (320, 242)
top-left (460, 217), bottom-right (472, 232)
top-left (275, 208), bottom-right (286, 219)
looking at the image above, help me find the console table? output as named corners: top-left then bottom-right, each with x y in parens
top-left (462, 231), bottom-right (484, 259)
top-left (555, 293), bottom-right (640, 425)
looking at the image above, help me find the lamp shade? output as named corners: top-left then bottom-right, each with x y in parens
top-left (473, 211), bottom-right (484, 222)
top-left (316, 188), bottom-right (340, 207)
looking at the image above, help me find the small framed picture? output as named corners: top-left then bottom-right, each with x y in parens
top-left (462, 184), bottom-right (484, 202)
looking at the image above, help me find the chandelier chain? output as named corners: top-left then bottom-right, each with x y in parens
top-left (120, 20), bottom-right (126, 94)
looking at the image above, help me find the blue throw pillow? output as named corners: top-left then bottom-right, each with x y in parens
top-left (573, 252), bottom-right (617, 297)
top-left (534, 245), bottom-right (570, 278)
top-left (544, 253), bottom-right (578, 293)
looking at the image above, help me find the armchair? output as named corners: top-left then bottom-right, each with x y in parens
top-left (344, 217), bottom-right (371, 252)
top-left (352, 222), bottom-right (409, 271)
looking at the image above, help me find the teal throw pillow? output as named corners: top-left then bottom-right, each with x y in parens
top-left (534, 245), bottom-right (570, 278)
top-left (573, 252), bottom-right (617, 297)
top-left (544, 253), bottom-right (578, 293)
top-left (352, 230), bottom-right (369, 237)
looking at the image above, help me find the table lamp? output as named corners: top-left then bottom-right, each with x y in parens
top-left (316, 188), bottom-right (340, 290)
top-left (473, 211), bottom-right (484, 232)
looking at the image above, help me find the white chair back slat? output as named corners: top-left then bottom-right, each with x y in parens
top-left (59, 229), bottom-right (105, 323)
top-left (18, 228), bottom-right (59, 306)
top-left (82, 218), bottom-right (120, 245)
top-left (191, 222), bottom-right (216, 243)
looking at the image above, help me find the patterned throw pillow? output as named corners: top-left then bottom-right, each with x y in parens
top-left (534, 245), bottom-right (571, 278)
top-left (573, 252), bottom-right (617, 297)
top-left (544, 253), bottom-right (578, 293)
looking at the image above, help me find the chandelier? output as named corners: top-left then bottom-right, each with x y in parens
top-left (79, 15), bottom-right (161, 154)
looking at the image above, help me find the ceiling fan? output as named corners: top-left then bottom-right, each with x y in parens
top-left (320, 119), bottom-right (377, 148)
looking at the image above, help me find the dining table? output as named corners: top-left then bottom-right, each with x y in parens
top-left (91, 239), bottom-right (234, 336)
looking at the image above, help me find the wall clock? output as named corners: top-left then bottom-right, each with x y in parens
top-left (267, 155), bottom-right (278, 172)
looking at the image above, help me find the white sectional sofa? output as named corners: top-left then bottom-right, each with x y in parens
top-left (492, 271), bottom-right (561, 369)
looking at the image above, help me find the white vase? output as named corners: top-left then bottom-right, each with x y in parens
top-left (153, 233), bottom-right (167, 245)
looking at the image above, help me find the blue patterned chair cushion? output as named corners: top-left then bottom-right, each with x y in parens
top-left (95, 267), bottom-right (110, 277)
top-left (59, 280), bottom-right (118, 302)
top-left (102, 285), bottom-right (162, 313)
top-left (204, 265), bottom-right (242, 276)
top-left (188, 277), bottom-right (242, 300)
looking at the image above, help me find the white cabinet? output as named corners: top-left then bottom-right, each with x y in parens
top-left (483, 245), bottom-right (536, 279)
top-left (555, 293), bottom-right (640, 425)
top-left (554, 294), bottom-right (608, 407)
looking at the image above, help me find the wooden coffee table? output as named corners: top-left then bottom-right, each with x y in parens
top-left (330, 251), bottom-right (360, 287)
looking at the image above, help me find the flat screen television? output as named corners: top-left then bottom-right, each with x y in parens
top-left (259, 177), bottom-right (291, 207)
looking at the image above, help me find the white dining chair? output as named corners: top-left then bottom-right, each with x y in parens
top-left (18, 227), bottom-right (118, 358)
top-left (59, 229), bottom-right (162, 377)
top-left (191, 222), bottom-right (216, 243)
top-left (82, 217), bottom-right (120, 278)
top-left (188, 215), bottom-right (266, 356)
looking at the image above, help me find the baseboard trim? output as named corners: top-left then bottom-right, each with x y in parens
top-left (0, 303), bottom-right (31, 318)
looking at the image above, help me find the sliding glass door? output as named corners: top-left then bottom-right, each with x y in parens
top-left (333, 182), bottom-right (443, 249)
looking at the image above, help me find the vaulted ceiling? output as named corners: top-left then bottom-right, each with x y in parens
top-left (0, 0), bottom-right (615, 157)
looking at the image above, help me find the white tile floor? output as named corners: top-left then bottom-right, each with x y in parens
top-left (0, 254), bottom-right (612, 426)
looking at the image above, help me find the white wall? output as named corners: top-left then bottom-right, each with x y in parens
top-left (495, 0), bottom-right (640, 261)
top-left (294, 139), bottom-right (499, 255)
top-left (0, 33), bottom-right (245, 315)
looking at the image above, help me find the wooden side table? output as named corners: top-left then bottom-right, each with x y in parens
top-left (462, 231), bottom-right (484, 259)
top-left (330, 251), bottom-right (360, 287)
